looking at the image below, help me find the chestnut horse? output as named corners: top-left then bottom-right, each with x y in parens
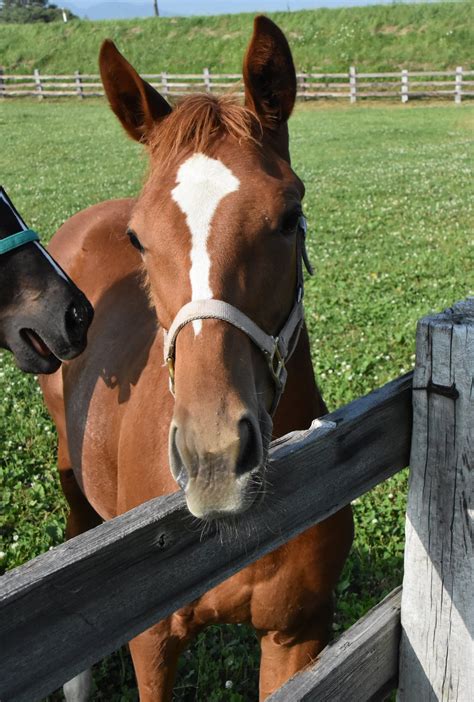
top-left (41, 16), bottom-right (353, 701)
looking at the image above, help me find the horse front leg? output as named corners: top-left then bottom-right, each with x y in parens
top-left (256, 506), bottom-right (354, 700)
top-left (129, 614), bottom-right (200, 702)
top-left (258, 607), bottom-right (333, 700)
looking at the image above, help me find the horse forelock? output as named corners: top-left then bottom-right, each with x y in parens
top-left (148, 93), bottom-right (262, 169)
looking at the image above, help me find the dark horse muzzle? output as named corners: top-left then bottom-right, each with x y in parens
top-left (0, 187), bottom-right (93, 374)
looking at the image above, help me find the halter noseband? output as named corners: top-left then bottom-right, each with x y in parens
top-left (162, 216), bottom-right (313, 415)
top-left (0, 229), bottom-right (40, 255)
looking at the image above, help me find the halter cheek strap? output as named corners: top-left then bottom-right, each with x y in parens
top-left (0, 229), bottom-right (40, 255)
top-left (162, 216), bottom-right (313, 416)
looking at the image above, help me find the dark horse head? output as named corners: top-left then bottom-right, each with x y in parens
top-left (0, 187), bottom-right (93, 374)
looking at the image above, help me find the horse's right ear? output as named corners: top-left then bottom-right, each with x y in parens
top-left (99, 40), bottom-right (172, 142)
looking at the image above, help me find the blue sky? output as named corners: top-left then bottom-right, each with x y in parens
top-left (69, 0), bottom-right (412, 15)
top-left (65, 0), bottom-right (431, 22)
top-left (128, 0), bottom-right (401, 10)
top-left (130, 0), bottom-right (395, 9)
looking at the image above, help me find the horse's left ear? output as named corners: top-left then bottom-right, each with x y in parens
top-left (243, 15), bottom-right (297, 129)
top-left (99, 40), bottom-right (172, 142)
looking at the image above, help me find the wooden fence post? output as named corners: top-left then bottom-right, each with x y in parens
top-left (34, 68), bottom-right (43, 99)
top-left (455, 66), bottom-right (463, 104)
top-left (74, 70), bottom-right (84, 99)
top-left (398, 298), bottom-right (474, 700)
top-left (401, 69), bottom-right (408, 103)
top-left (0, 68), bottom-right (5, 98)
top-left (349, 65), bottom-right (357, 103)
top-left (203, 67), bottom-right (211, 93)
top-left (297, 73), bottom-right (308, 101)
top-left (161, 71), bottom-right (169, 97)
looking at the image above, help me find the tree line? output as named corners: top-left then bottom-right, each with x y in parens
top-left (0, 0), bottom-right (160, 23)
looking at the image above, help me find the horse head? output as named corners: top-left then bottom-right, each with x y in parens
top-left (0, 188), bottom-right (94, 374)
top-left (99, 17), bottom-right (309, 519)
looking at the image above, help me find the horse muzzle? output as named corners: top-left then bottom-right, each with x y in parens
top-left (10, 292), bottom-right (94, 374)
top-left (169, 412), bottom-right (267, 519)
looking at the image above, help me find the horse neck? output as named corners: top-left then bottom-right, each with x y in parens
top-left (272, 323), bottom-right (326, 438)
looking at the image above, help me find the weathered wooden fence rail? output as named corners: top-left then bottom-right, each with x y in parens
top-left (270, 298), bottom-right (473, 701)
top-left (1, 67), bottom-right (473, 102)
top-left (1, 373), bottom-right (412, 701)
top-left (0, 298), bottom-right (472, 702)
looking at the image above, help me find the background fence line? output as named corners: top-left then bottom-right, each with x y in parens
top-left (1, 67), bottom-right (473, 102)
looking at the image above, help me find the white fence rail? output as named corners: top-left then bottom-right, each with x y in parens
top-left (1, 67), bottom-right (473, 102)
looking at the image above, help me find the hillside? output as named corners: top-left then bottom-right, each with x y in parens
top-left (0, 2), bottom-right (472, 74)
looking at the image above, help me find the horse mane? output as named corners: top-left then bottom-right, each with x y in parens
top-left (148, 93), bottom-right (262, 167)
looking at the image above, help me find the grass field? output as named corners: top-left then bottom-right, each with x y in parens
top-left (1, 2), bottom-right (473, 74)
top-left (1, 99), bottom-right (473, 700)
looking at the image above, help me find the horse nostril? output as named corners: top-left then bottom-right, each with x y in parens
top-left (235, 417), bottom-right (262, 476)
top-left (65, 301), bottom-right (91, 340)
top-left (85, 299), bottom-right (94, 324)
top-left (169, 425), bottom-right (189, 490)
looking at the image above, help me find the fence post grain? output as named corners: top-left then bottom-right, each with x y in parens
top-left (161, 71), bottom-right (169, 97)
top-left (203, 67), bottom-right (211, 93)
top-left (34, 68), bottom-right (43, 99)
top-left (349, 65), bottom-right (357, 103)
top-left (398, 298), bottom-right (474, 701)
top-left (401, 69), bottom-right (408, 103)
top-left (75, 70), bottom-right (84, 99)
top-left (455, 66), bottom-right (463, 104)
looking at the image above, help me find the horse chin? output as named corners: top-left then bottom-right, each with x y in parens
top-left (185, 497), bottom-right (257, 521)
top-left (184, 469), bottom-right (265, 521)
top-left (10, 329), bottom-right (62, 374)
top-left (16, 325), bottom-right (89, 373)
top-left (14, 347), bottom-right (61, 374)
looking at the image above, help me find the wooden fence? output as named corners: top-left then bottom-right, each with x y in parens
top-left (0, 297), bottom-right (472, 701)
top-left (1, 67), bottom-right (473, 102)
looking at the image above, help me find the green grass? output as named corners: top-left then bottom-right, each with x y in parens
top-left (1, 99), bottom-right (473, 700)
top-left (1, 2), bottom-right (472, 74)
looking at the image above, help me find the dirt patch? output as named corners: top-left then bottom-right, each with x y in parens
top-left (376, 24), bottom-right (414, 36)
top-left (221, 31), bottom-right (242, 40)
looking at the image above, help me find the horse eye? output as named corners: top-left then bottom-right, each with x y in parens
top-left (126, 228), bottom-right (144, 253)
top-left (281, 209), bottom-right (302, 235)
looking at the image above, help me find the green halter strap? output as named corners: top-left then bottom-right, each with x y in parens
top-left (0, 229), bottom-right (40, 255)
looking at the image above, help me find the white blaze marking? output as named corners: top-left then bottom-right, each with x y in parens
top-left (171, 153), bottom-right (239, 334)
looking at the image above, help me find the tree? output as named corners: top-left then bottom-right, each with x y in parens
top-left (0, 0), bottom-right (77, 23)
